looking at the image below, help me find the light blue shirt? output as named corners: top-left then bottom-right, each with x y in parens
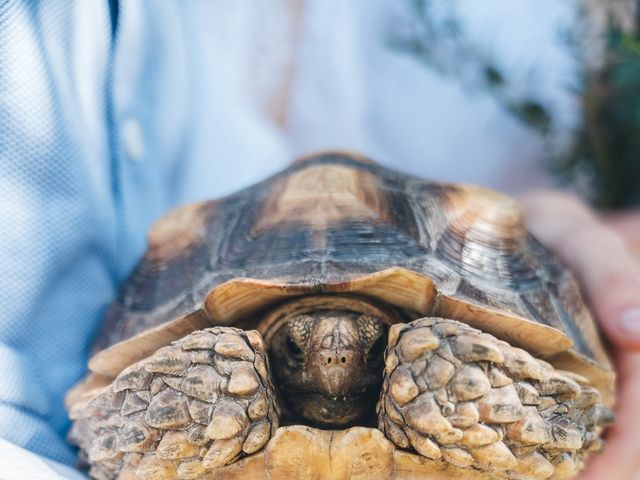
top-left (0, 0), bottom-right (581, 468)
top-left (0, 0), bottom-right (291, 465)
top-left (0, 0), bottom-right (159, 464)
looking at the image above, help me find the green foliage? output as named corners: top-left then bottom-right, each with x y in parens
top-left (398, 0), bottom-right (640, 209)
top-left (557, 7), bottom-right (640, 209)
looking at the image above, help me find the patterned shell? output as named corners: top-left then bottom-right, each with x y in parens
top-left (91, 153), bottom-right (613, 402)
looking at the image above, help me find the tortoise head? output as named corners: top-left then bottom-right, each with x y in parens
top-left (261, 296), bottom-right (398, 426)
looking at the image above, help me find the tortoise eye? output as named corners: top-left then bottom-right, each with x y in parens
top-left (286, 335), bottom-right (304, 359)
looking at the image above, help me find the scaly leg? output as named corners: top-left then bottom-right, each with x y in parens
top-left (69, 327), bottom-right (279, 480)
top-left (378, 318), bottom-right (613, 480)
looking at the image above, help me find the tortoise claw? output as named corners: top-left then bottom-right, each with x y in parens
top-left (378, 318), bottom-right (612, 479)
top-left (69, 327), bottom-right (279, 480)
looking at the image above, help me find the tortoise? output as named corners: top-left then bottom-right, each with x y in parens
top-left (67, 152), bottom-right (615, 480)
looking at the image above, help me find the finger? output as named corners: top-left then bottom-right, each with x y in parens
top-left (519, 191), bottom-right (640, 350)
top-left (578, 351), bottom-right (640, 480)
top-left (605, 209), bottom-right (640, 257)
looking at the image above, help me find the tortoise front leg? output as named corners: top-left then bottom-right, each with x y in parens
top-left (69, 327), bottom-right (279, 480)
top-left (378, 318), bottom-right (613, 480)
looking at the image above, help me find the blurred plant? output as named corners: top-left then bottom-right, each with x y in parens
top-left (397, 0), bottom-right (640, 209)
top-left (555, 1), bottom-right (640, 209)
top-left (392, 0), bottom-right (553, 133)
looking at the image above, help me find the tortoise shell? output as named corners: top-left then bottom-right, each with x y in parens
top-left (90, 152), bottom-right (613, 402)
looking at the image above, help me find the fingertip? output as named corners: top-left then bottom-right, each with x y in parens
top-left (591, 275), bottom-right (640, 351)
top-left (611, 308), bottom-right (640, 350)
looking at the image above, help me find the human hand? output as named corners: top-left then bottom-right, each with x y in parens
top-left (605, 208), bottom-right (640, 258)
top-left (520, 191), bottom-right (640, 480)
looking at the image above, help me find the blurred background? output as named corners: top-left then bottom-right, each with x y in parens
top-left (402, 0), bottom-right (640, 210)
top-left (4, 0), bottom-right (639, 214)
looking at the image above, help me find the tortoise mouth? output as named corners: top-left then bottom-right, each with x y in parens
top-left (284, 389), bottom-right (379, 426)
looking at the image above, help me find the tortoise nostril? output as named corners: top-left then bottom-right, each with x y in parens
top-left (321, 352), bottom-right (349, 366)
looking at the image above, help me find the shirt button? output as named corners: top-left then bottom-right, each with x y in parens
top-left (121, 118), bottom-right (145, 162)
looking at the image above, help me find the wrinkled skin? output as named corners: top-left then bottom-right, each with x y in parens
top-left (268, 310), bottom-right (387, 425)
